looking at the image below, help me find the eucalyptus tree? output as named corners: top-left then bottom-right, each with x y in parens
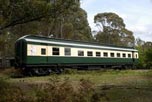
top-left (47, 0), bottom-right (92, 41)
top-left (0, 0), bottom-right (92, 40)
top-left (0, 0), bottom-right (77, 31)
top-left (0, 0), bottom-right (92, 61)
top-left (94, 12), bottom-right (134, 46)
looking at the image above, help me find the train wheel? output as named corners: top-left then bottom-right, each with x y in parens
top-left (32, 68), bottom-right (51, 76)
top-left (56, 68), bottom-right (64, 74)
top-left (52, 68), bottom-right (64, 74)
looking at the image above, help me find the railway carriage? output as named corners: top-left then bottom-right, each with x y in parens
top-left (15, 35), bottom-right (138, 75)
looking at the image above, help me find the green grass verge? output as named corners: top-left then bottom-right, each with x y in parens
top-left (1, 68), bottom-right (152, 102)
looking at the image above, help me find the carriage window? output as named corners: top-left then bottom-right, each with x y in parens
top-left (117, 53), bottom-right (120, 58)
top-left (41, 48), bottom-right (46, 55)
top-left (123, 53), bottom-right (126, 58)
top-left (96, 52), bottom-right (101, 57)
top-left (52, 47), bottom-right (60, 55)
top-left (103, 52), bottom-right (108, 57)
top-left (136, 54), bottom-right (138, 58)
top-left (78, 50), bottom-right (84, 56)
top-left (128, 54), bottom-right (131, 58)
top-left (87, 51), bottom-right (93, 56)
top-left (110, 53), bottom-right (115, 57)
top-left (65, 48), bottom-right (71, 56)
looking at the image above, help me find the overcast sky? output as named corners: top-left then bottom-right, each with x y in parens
top-left (81, 0), bottom-right (152, 42)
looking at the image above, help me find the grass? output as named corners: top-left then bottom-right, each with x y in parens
top-left (1, 68), bottom-right (152, 102)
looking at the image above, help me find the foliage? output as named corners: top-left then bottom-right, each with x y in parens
top-left (2, 69), bottom-right (152, 102)
top-left (136, 46), bottom-right (145, 68)
top-left (94, 12), bottom-right (135, 47)
top-left (0, 77), bottom-right (97, 102)
top-left (0, 78), bottom-right (26, 102)
top-left (145, 48), bottom-right (152, 68)
top-left (0, 0), bottom-right (92, 60)
top-left (35, 77), bottom-right (95, 102)
top-left (0, 0), bottom-right (51, 30)
top-left (0, 0), bottom-right (76, 31)
top-left (136, 39), bottom-right (152, 68)
top-left (0, 0), bottom-right (92, 40)
top-left (0, 32), bottom-right (17, 57)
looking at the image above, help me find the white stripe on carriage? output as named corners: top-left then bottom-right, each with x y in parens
top-left (25, 38), bottom-right (138, 52)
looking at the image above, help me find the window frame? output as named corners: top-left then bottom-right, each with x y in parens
top-left (117, 53), bottom-right (121, 58)
top-left (41, 48), bottom-right (46, 55)
top-left (64, 48), bottom-right (71, 56)
top-left (122, 53), bottom-right (126, 58)
top-left (78, 50), bottom-right (84, 56)
top-left (103, 52), bottom-right (108, 57)
top-left (87, 51), bottom-right (93, 57)
top-left (128, 54), bottom-right (131, 58)
top-left (110, 53), bottom-right (115, 58)
top-left (52, 47), bottom-right (60, 56)
top-left (96, 52), bottom-right (101, 57)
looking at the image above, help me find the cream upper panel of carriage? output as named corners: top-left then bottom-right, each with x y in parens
top-left (74, 48), bottom-right (133, 58)
top-left (27, 44), bottom-right (63, 56)
top-left (27, 44), bottom-right (133, 58)
top-left (134, 52), bottom-right (139, 59)
top-left (27, 44), bottom-right (48, 56)
top-left (100, 50), bottom-right (132, 58)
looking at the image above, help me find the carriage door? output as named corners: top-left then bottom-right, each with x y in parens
top-left (132, 51), bottom-right (135, 62)
top-left (40, 44), bottom-right (48, 64)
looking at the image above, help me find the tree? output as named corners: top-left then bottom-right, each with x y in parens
top-left (35, 1), bottom-right (92, 41)
top-left (136, 40), bottom-right (152, 68)
top-left (0, 0), bottom-right (82, 39)
top-left (0, 0), bottom-right (93, 61)
top-left (135, 38), bottom-right (145, 46)
top-left (145, 47), bottom-right (152, 68)
top-left (69, 8), bottom-right (92, 41)
top-left (0, 0), bottom-right (92, 40)
top-left (135, 38), bottom-right (145, 68)
top-left (0, 0), bottom-right (51, 31)
top-left (94, 12), bottom-right (135, 46)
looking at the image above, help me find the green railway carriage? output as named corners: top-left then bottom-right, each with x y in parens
top-left (15, 35), bottom-right (139, 75)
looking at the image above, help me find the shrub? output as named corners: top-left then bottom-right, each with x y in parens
top-left (1, 79), bottom-right (32, 102)
top-left (0, 77), bottom-right (100, 102)
top-left (34, 77), bottom-right (96, 102)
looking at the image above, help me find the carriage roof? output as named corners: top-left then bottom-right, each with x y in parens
top-left (17, 35), bottom-right (138, 52)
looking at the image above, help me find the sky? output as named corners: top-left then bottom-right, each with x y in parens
top-left (81, 0), bottom-right (152, 42)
